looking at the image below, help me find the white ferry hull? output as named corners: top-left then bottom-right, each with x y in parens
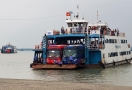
top-left (103, 59), bottom-right (131, 68)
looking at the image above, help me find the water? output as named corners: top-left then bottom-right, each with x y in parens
top-left (0, 51), bottom-right (132, 86)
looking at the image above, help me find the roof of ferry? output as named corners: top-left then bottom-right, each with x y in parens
top-left (46, 34), bottom-right (103, 39)
top-left (65, 19), bottom-right (88, 23)
top-left (88, 22), bottom-right (108, 27)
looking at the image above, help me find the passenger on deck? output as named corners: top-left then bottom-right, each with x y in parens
top-left (84, 28), bottom-right (87, 34)
top-left (38, 45), bottom-right (39, 49)
top-left (38, 57), bottom-right (41, 63)
top-left (65, 29), bottom-right (68, 34)
top-left (78, 27), bottom-right (82, 34)
top-left (61, 26), bottom-right (65, 34)
top-left (70, 28), bottom-right (72, 34)
top-left (58, 61), bottom-right (63, 66)
top-left (72, 28), bottom-right (76, 34)
top-left (33, 56), bottom-right (38, 63)
top-left (117, 28), bottom-right (119, 36)
top-left (48, 41), bottom-right (52, 45)
top-left (54, 59), bottom-right (58, 64)
top-left (100, 28), bottom-right (103, 35)
top-left (114, 29), bottom-right (117, 36)
top-left (69, 55), bottom-right (73, 64)
top-left (88, 29), bottom-right (90, 34)
top-left (79, 40), bottom-right (83, 44)
top-left (35, 45), bottom-right (37, 49)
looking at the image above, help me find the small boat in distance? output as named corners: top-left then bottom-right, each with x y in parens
top-left (1, 43), bottom-right (17, 53)
top-left (20, 48), bottom-right (24, 51)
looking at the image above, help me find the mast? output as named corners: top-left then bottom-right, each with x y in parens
top-left (76, 5), bottom-right (79, 19)
top-left (97, 10), bottom-right (99, 22)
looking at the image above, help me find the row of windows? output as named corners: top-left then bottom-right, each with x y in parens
top-left (105, 39), bottom-right (127, 44)
top-left (121, 40), bottom-right (127, 43)
top-left (120, 51), bottom-right (131, 55)
top-left (107, 51), bottom-right (131, 57)
top-left (108, 52), bottom-right (118, 57)
top-left (105, 39), bottom-right (117, 43)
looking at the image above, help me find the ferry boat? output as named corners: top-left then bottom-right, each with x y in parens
top-left (1, 43), bottom-right (17, 53)
top-left (30, 8), bottom-right (132, 69)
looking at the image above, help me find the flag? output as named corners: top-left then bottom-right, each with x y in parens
top-left (77, 5), bottom-right (79, 9)
top-left (66, 12), bottom-right (70, 16)
top-left (69, 11), bottom-right (73, 14)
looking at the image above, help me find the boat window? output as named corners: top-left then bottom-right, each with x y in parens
top-left (120, 51), bottom-right (126, 55)
top-left (112, 39), bottom-right (114, 43)
top-left (74, 23), bottom-right (77, 27)
top-left (115, 39), bottom-right (117, 43)
top-left (109, 52), bottom-right (118, 57)
top-left (121, 40), bottom-right (126, 43)
top-left (129, 51), bottom-right (131, 54)
top-left (105, 39), bottom-right (108, 43)
top-left (67, 23), bottom-right (72, 27)
top-left (115, 52), bottom-right (118, 56)
top-left (121, 40), bottom-right (123, 43)
top-left (63, 50), bottom-right (76, 57)
top-left (126, 40), bottom-right (127, 43)
top-left (127, 51), bottom-right (129, 55)
top-left (109, 39), bottom-right (111, 43)
top-left (108, 53), bottom-right (110, 57)
top-left (47, 50), bottom-right (60, 57)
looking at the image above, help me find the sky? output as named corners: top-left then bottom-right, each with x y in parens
top-left (0, 0), bottom-right (132, 48)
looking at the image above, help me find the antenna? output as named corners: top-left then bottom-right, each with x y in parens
top-left (76, 5), bottom-right (79, 19)
top-left (97, 10), bottom-right (98, 21)
top-left (83, 12), bottom-right (84, 19)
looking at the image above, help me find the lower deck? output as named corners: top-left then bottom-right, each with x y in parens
top-left (30, 58), bottom-right (132, 70)
top-left (30, 63), bottom-right (85, 70)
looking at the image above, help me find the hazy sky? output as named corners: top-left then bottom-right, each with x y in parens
top-left (0, 0), bottom-right (132, 48)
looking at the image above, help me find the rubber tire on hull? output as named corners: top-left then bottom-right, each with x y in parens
top-left (30, 63), bottom-right (33, 68)
top-left (101, 63), bottom-right (105, 69)
top-left (113, 61), bottom-right (115, 66)
top-left (126, 59), bottom-right (128, 63)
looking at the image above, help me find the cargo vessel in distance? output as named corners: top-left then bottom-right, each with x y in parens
top-left (1, 43), bottom-right (17, 53)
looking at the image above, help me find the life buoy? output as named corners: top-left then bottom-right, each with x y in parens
top-left (99, 61), bottom-right (105, 69)
top-left (30, 63), bottom-right (33, 68)
top-left (101, 63), bottom-right (105, 69)
top-left (125, 58), bottom-right (128, 63)
top-left (113, 60), bottom-right (115, 66)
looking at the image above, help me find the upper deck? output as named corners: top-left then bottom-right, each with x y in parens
top-left (40, 10), bottom-right (127, 51)
top-left (46, 11), bottom-right (125, 38)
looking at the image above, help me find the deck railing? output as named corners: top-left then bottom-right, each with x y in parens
top-left (87, 44), bottom-right (105, 50)
top-left (59, 29), bottom-right (125, 37)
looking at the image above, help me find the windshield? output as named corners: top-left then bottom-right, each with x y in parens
top-left (47, 50), bottom-right (60, 57)
top-left (63, 50), bottom-right (76, 57)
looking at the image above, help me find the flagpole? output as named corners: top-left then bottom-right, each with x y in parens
top-left (77, 5), bottom-right (79, 19)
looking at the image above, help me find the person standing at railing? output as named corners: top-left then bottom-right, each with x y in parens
top-left (65, 29), bottom-right (68, 34)
top-left (114, 29), bottom-right (117, 36)
top-left (61, 26), bottom-right (65, 34)
top-left (84, 28), bottom-right (87, 34)
top-left (100, 28), bottom-right (103, 35)
top-left (33, 55), bottom-right (38, 63)
top-left (69, 55), bottom-right (73, 64)
top-left (70, 28), bottom-right (72, 34)
top-left (48, 41), bottom-right (52, 45)
top-left (117, 28), bottom-right (119, 36)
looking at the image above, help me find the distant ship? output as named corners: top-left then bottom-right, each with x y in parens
top-left (1, 43), bottom-right (17, 53)
top-left (20, 48), bottom-right (24, 51)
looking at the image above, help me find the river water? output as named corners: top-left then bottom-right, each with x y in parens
top-left (0, 51), bottom-right (132, 86)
